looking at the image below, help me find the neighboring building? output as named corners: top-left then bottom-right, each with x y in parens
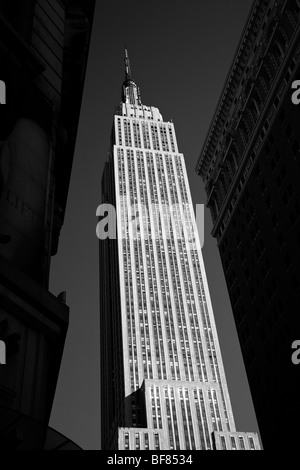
top-left (99, 50), bottom-right (261, 451)
top-left (0, 0), bottom-right (95, 449)
top-left (196, 0), bottom-right (300, 449)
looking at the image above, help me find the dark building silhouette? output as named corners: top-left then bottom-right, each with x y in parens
top-left (0, 0), bottom-right (95, 449)
top-left (196, 0), bottom-right (300, 449)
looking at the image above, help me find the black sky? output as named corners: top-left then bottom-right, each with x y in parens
top-left (49, 0), bottom-right (259, 450)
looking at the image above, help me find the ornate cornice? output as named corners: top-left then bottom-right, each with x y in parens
top-left (196, 0), bottom-right (274, 178)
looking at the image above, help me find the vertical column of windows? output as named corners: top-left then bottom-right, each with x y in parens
top-left (180, 391), bottom-right (189, 450)
top-left (164, 387), bottom-right (181, 450)
top-left (165, 157), bottom-right (179, 203)
top-left (136, 152), bottom-right (153, 379)
top-left (117, 119), bottom-right (122, 145)
top-left (123, 234), bottom-right (136, 392)
top-left (192, 256), bottom-right (218, 379)
top-left (147, 154), bottom-right (173, 380)
top-left (175, 157), bottom-right (188, 202)
top-left (151, 123), bottom-right (160, 150)
top-left (146, 155), bottom-right (164, 379)
top-left (144, 433), bottom-right (149, 450)
top-left (150, 387), bottom-right (162, 429)
top-left (231, 436), bottom-right (237, 450)
top-left (149, 235), bottom-right (167, 379)
top-left (207, 389), bottom-right (218, 431)
top-left (185, 391), bottom-right (196, 449)
top-left (176, 239), bottom-right (196, 381)
top-left (189, 250), bottom-right (209, 381)
top-left (179, 388), bottom-right (196, 450)
top-left (135, 433), bottom-right (140, 450)
top-left (156, 155), bottom-right (184, 379)
top-left (127, 153), bottom-right (140, 391)
top-left (157, 155), bottom-right (193, 381)
top-left (124, 119), bottom-right (132, 147)
top-left (198, 390), bottom-right (212, 449)
top-left (166, 156), bottom-right (205, 380)
top-left (168, 126), bottom-right (176, 152)
top-left (239, 436), bottom-right (245, 450)
top-left (151, 386), bottom-right (157, 428)
top-left (124, 433), bottom-right (130, 450)
top-left (156, 387), bottom-right (162, 429)
top-left (170, 388), bottom-right (180, 448)
top-left (142, 122), bottom-right (151, 149)
top-left (159, 124), bottom-right (169, 152)
top-left (133, 121), bottom-right (142, 148)
top-left (248, 436), bottom-right (255, 450)
top-left (212, 389), bottom-right (223, 431)
top-left (154, 433), bottom-right (160, 450)
top-left (220, 436), bottom-right (227, 450)
top-left (155, 238), bottom-right (179, 380)
top-left (171, 157), bottom-right (209, 382)
top-left (119, 149), bottom-right (137, 392)
top-left (193, 389), bottom-right (206, 449)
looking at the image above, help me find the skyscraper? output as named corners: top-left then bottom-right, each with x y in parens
top-left (196, 0), bottom-right (300, 449)
top-left (99, 50), bottom-right (261, 451)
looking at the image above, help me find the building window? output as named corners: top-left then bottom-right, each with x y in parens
top-left (154, 433), bottom-right (160, 450)
top-left (239, 436), bottom-right (245, 450)
top-left (231, 436), bottom-right (237, 450)
top-left (135, 433), bottom-right (140, 450)
top-left (124, 433), bottom-right (130, 450)
top-left (220, 436), bottom-right (227, 450)
top-left (248, 436), bottom-right (255, 450)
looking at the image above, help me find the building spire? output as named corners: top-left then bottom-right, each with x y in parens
top-left (122, 46), bottom-right (142, 106)
top-left (125, 46), bottom-right (132, 81)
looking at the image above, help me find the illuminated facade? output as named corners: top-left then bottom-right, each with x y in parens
top-left (100, 50), bottom-right (260, 451)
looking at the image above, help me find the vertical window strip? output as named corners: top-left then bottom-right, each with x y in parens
top-left (194, 389), bottom-right (206, 450)
top-left (185, 390), bottom-right (196, 449)
top-left (154, 433), bottom-right (160, 450)
top-left (212, 389), bottom-right (223, 431)
top-left (199, 390), bottom-right (212, 449)
top-left (239, 436), bottom-right (245, 450)
top-left (180, 394), bottom-right (190, 450)
top-left (208, 389), bottom-right (218, 431)
top-left (157, 156), bottom-right (193, 381)
top-left (231, 436), bottom-right (237, 450)
top-left (220, 436), bottom-right (227, 450)
top-left (135, 433), bottom-right (140, 450)
top-left (248, 436), bottom-right (255, 450)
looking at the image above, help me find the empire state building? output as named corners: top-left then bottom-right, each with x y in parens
top-left (99, 50), bottom-right (261, 451)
